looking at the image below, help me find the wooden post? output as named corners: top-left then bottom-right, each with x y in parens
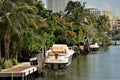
top-left (11, 72), bottom-right (13, 80)
top-left (37, 53), bottom-right (44, 76)
top-left (43, 46), bottom-right (46, 58)
top-left (22, 73), bottom-right (24, 80)
top-left (25, 76), bottom-right (27, 80)
top-left (38, 53), bottom-right (44, 77)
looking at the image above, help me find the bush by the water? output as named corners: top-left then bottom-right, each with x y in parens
top-left (0, 58), bottom-right (3, 71)
top-left (0, 58), bottom-right (3, 65)
top-left (12, 59), bottom-right (18, 65)
top-left (0, 59), bottom-right (19, 69)
top-left (2, 60), bottom-right (13, 69)
top-left (113, 34), bottom-right (120, 40)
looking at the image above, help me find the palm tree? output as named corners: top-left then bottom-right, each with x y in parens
top-left (0, 0), bottom-right (21, 59)
top-left (96, 15), bottom-right (110, 32)
top-left (0, 0), bottom-right (46, 60)
top-left (0, 38), bottom-right (1, 58)
top-left (64, 1), bottom-right (90, 42)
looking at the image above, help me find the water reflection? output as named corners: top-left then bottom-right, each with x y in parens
top-left (36, 41), bottom-right (120, 80)
top-left (87, 45), bottom-right (120, 80)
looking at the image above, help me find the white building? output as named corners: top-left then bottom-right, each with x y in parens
top-left (88, 8), bottom-right (109, 16)
top-left (87, 7), bottom-right (117, 30)
top-left (45, 0), bottom-right (71, 12)
top-left (111, 17), bottom-right (120, 30)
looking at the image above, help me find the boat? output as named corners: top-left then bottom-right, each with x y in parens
top-left (89, 42), bottom-right (100, 51)
top-left (79, 42), bottom-right (89, 55)
top-left (79, 45), bottom-right (88, 55)
top-left (44, 44), bottom-right (74, 70)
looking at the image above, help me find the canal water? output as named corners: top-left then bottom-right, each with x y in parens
top-left (36, 41), bottom-right (120, 80)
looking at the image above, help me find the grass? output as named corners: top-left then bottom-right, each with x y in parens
top-left (12, 59), bottom-right (18, 65)
top-left (2, 60), bottom-right (13, 69)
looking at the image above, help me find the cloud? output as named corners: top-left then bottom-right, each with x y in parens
top-left (86, 5), bottom-right (97, 8)
top-left (101, 2), bottom-right (112, 11)
top-left (115, 8), bottom-right (120, 18)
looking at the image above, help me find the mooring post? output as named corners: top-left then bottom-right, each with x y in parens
top-left (43, 46), bottom-right (46, 58)
top-left (115, 41), bottom-right (117, 45)
top-left (11, 72), bottom-right (13, 80)
top-left (37, 52), bottom-right (45, 77)
top-left (22, 73), bottom-right (24, 80)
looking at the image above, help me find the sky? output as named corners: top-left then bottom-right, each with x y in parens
top-left (74, 0), bottom-right (120, 17)
top-left (42, 0), bottom-right (120, 17)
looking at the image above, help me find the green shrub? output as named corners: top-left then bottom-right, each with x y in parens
top-left (2, 60), bottom-right (13, 69)
top-left (0, 66), bottom-right (1, 71)
top-left (12, 59), bottom-right (18, 65)
top-left (113, 34), bottom-right (120, 40)
top-left (0, 58), bottom-right (3, 71)
top-left (0, 58), bottom-right (3, 65)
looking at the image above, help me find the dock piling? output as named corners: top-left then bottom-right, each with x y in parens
top-left (37, 53), bottom-right (45, 77)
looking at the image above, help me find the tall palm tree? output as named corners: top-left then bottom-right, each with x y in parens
top-left (0, 0), bottom-right (46, 60)
top-left (0, 38), bottom-right (1, 58)
top-left (64, 1), bottom-right (90, 42)
top-left (0, 0), bottom-right (20, 59)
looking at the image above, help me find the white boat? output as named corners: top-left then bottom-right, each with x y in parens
top-left (89, 42), bottom-right (100, 51)
top-left (44, 44), bottom-right (74, 70)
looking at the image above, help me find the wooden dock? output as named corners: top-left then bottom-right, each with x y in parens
top-left (0, 65), bottom-right (37, 80)
top-left (0, 53), bottom-right (46, 80)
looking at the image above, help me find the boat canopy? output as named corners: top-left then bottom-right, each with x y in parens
top-left (48, 44), bottom-right (69, 56)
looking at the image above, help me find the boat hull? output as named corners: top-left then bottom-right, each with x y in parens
top-left (90, 47), bottom-right (99, 51)
top-left (45, 55), bottom-right (73, 70)
top-left (45, 63), bottom-right (67, 70)
top-left (89, 43), bottom-right (100, 51)
top-left (44, 44), bottom-right (74, 70)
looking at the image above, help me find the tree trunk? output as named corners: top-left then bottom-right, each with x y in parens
top-left (15, 51), bottom-right (18, 60)
top-left (0, 42), bottom-right (1, 58)
top-left (4, 36), bottom-right (10, 59)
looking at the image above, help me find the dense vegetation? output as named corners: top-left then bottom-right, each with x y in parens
top-left (0, 0), bottom-right (110, 69)
top-left (110, 29), bottom-right (120, 40)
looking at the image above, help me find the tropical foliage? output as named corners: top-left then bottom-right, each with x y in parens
top-left (0, 0), bottom-right (111, 68)
top-left (111, 29), bottom-right (120, 40)
top-left (65, 1), bottom-right (110, 45)
top-left (0, 0), bottom-right (46, 62)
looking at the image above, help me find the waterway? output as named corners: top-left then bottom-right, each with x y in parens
top-left (36, 41), bottom-right (120, 80)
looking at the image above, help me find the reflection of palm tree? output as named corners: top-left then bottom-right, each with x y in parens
top-left (79, 56), bottom-right (88, 79)
top-left (76, 56), bottom-right (80, 78)
top-left (73, 56), bottom-right (88, 80)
